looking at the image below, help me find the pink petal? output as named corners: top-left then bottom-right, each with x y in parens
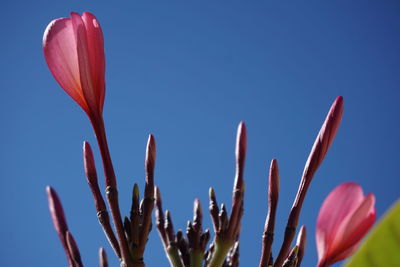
top-left (70, 12), bottom-right (98, 116)
top-left (316, 182), bottom-right (365, 263)
top-left (82, 12), bottom-right (105, 113)
top-left (328, 193), bottom-right (376, 262)
top-left (43, 17), bottom-right (88, 112)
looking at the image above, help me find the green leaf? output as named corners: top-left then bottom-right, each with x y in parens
top-left (344, 200), bottom-right (400, 267)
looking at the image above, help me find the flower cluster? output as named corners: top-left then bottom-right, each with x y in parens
top-left (43, 12), bottom-right (375, 267)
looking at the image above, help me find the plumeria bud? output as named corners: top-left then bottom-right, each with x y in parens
top-left (282, 246), bottom-right (299, 267)
top-left (219, 203), bottom-right (229, 232)
top-left (130, 183), bottom-right (140, 246)
top-left (145, 134), bottom-right (156, 175)
top-left (83, 141), bottom-right (121, 258)
top-left (193, 199), bottom-right (203, 232)
top-left (260, 159), bottom-right (280, 267)
top-left (83, 141), bottom-right (97, 182)
top-left (46, 186), bottom-right (73, 265)
top-left (229, 122), bottom-right (247, 238)
top-left (139, 135), bottom-right (156, 252)
top-left (268, 159), bottom-right (280, 206)
top-left (275, 97), bottom-right (344, 267)
top-left (165, 210), bottom-right (175, 245)
top-left (154, 186), bottom-right (167, 245)
top-left (200, 229), bottom-right (211, 250)
top-left (43, 12), bottom-right (105, 120)
top-left (295, 226), bottom-right (306, 267)
top-left (83, 141), bottom-right (106, 211)
top-left (236, 121), bottom-right (247, 168)
top-left (209, 187), bottom-right (220, 233)
top-left (47, 186), bottom-right (68, 236)
top-left (99, 247), bottom-right (108, 267)
top-left (299, 96), bottom-right (344, 204)
top-left (316, 182), bottom-right (376, 267)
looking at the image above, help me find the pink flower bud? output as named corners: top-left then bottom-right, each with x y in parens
top-left (43, 12), bottom-right (105, 121)
top-left (316, 182), bottom-right (376, 267)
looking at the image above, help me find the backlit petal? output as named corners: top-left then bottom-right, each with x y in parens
top-left (43, 17), bottom-right (88, 112)
top-left (316, 182), bottom-right (364, 262)
top-left (70, 12), bottom-right (98, 116)
top-left (82, 12), bottom-right (105, 113)
top-left (329, 194), bottom-right (376, 262)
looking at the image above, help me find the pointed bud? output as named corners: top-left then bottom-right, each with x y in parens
top-left (133, 183), bottom-right (140, 201)
top-left (295, 225), bottom-right (306, 267)
top-left (193, 199), bottom-right (203, 232)
top-left (228, 122), bottom-right (247, 238)
top-left (154, 186), bottom-right (167, 245)
top-left (123, 217), bottom-right (131, 242)
top-left (209, 187), bottom-right (219, 233)
top-left (47, 186), bottom-right (68, 235)
top-left (186, 221), bottom-right (195, 247)
top-left (282, 246), bottom-right (299, 267)
top-left (46, 186), bottom-right (73, 265)
top-left (260, 160), bottom-right (280, 267)
top-left (219, 204), bottom-right (228, 232)
top-left (99, 247), bottom-right (108, 267)
top-left (83, 141), bottom-right (107, 212)
top-left (140, 136), bottom-right (156, 250)
top-left (235, 121), bottom-right (247, 172)
top-left (268, 159), bottom-right (280, 207)
top-left (145, 134), bottom-right (156, 177)
top-left (300, 96), bottom-right (344, 200)
top-left (130, 183), bottom-right (140, 219)
top-left (200, 229), bottom-right (211, 250)
top-left (275, 97), bottom-right (344, 267)
top-left (83, 141), bottom-right (97, 183)
top-left (165, 210), bottom-right (175, 245)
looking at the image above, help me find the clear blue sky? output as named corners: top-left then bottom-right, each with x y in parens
top-left (1, 1), bottom-right (399, 266)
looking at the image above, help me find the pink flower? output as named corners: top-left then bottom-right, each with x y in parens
top-left (43, 12), bottom-right (105, 121)
top-left (316, 182), bottom-right (376, 267)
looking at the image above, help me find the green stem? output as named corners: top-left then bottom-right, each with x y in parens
top-left (207, 238), bottom-right (232, 267)
top-left (190, 249), bottom-right (203, 267)
top-left (167, 247), bottom-right (185, 267)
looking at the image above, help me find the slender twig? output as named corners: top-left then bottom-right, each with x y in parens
top-left (259, 159), bottom-right (280, 267)
top-left (208, 122), bottom-right (247, 267)
top-left (187, 199), bottom-right (210, 267)
top-left (154, 187), bottom-right (185, 267)
top-left (138, 135), bottom-right (156, 255)
top-left (227, 122), bottom-right (247, 239)
top-left (83, 141), bottom-right (121, 258)
top-left (274, 97), bottom-right (343, 267)
top-left (91, 117), bottom-right (133, 266)
top-left (66, 231), bottom-right (83, 267)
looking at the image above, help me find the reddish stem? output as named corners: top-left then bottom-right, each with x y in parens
top-left (91, 116), bottom-right (133, 266)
